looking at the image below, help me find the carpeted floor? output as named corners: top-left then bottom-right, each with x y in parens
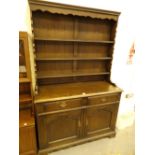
top-left (49, 121), bottom-right (135, 155)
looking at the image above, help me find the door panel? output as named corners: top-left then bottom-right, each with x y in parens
top-left (37, 110), bottom-right (82, 149)
top-left (85, 104), bottom-right (119, 137)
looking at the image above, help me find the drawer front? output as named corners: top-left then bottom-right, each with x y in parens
top-left (88, 93), bottom-right (121, 105)
top-left (36, 98), bottom-right (82, 113)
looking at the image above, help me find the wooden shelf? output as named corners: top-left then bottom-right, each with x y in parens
top-left (35, 81), bottom-right (122, 103)
top-left (36, 57), bottom-right (112, 61)
top-left (19, 94), bottom-right (32, 103)
top-left (34, 37), bottom-right (114, 44)
top-left (37, 72), bottom-right (110, 79)
top-left (19, 78), bottom-right (30, 83)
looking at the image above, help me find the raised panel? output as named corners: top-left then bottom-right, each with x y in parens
top-left (85, 104), bottom-right (119, 137)
top-left (37, 110), bottom-right (82, 149)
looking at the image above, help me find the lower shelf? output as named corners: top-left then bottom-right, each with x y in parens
top-left (37, 72), bottom-right (110, 79)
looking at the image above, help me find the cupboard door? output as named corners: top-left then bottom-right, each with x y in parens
top-left (37, 110), bottom-right (82, 149)
top-left (85, 103), bottom-right (119, 137)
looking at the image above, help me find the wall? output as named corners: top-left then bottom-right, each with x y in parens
top-left (19, 0), bottom-right (136, 128)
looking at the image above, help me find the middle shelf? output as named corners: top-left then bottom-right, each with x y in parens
top-left (36, 60), bottom-right (111, 80)
top-left (35, 40), bottom-right (113, 59)
top-left (37, 72), bottom-right (110, 79)
top-left (34, 37), bottom-right (114, 44)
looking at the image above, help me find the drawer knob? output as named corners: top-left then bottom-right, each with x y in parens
top-left (101, 98), bottom-right (106, 102)
top-left (60, 102), bottom-right (67, 108)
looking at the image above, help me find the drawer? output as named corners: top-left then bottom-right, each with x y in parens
top-left (36, 98), bottom-right (82, 113)
top-left (88, 93), bottom-right (121, 105)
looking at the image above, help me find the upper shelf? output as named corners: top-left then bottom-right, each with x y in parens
top-left (34, 37), bottom-right (114, 44)
top-left (36, 57), bottom-right (112, 61)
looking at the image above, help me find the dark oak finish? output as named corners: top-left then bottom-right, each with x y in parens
top-left (31, 9), bottom-right (118, 85)
top-left (29, 0), bottom-right (122, 154)
top-left (34, 82), bottom-right (121, 154)
top-left (35, 92), bottom-right (121, 153)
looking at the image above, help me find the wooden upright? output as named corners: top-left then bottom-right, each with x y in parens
top-left (29, 0), bottom-right (122, 154)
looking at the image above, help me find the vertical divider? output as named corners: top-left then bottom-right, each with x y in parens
top-left (73, 43), bottom-right (78, 72)
top-left (107, 21), bottom-right (117, 82)
top-left (73, 18), bottom-right (79, 81)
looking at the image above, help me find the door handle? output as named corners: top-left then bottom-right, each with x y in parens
top-left (86, 118), bottom-right (88, 126)
top-left (60, 101), bottom-right (67, 108)
top-left (78, 120), bottom-right (81, 127)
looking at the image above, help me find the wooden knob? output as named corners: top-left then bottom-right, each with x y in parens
top-left (101, 98), bottom-right (106, 102)
top-left (60, 102), bottom-right (67, 108)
